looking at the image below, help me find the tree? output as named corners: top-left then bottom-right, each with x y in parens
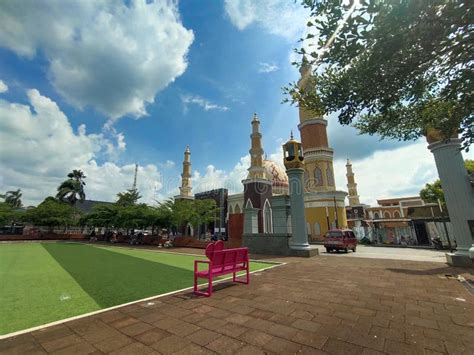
top-left (420, 160), bottom-right (473, 204)
top-left (56, 170), bottom-right (86, 205)
top-left (465, 159), bottom-right (474, 174)
top-left (80, 204), bottom-right (118, 229)
top-left (285, 0), bottom-right (473, 150)
top-left (24, 197), bottom-right (77, 228)
top-left (116, 189), bottom-right (142, 207)
top-left (0, 202), bottom-right (22, 226)
top-left (0, 189), bottom-right (23, 208)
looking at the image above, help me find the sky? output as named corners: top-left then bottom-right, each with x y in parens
top-left (0, 0), bottom-right (471, 207)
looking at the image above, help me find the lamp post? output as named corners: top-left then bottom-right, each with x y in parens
top-left (283, 133), bottom-right (310, 251)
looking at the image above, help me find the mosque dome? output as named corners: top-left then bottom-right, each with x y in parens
top-left (263, 160), bottom-right (289, 195)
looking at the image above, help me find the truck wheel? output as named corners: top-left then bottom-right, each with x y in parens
top-left (325, 248), bottom-right (330, 253)
top-left (344, 248), bottom-right (348, 253)
top-left (352, 247), bottom-right (356, 252)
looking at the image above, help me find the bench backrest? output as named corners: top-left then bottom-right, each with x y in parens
top-left (204, 241), bottom-right (248, 271)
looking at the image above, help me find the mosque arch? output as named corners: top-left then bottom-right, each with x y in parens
top-left (374, 212), bottom-right (380, 219)
top-left (384, 211), bottom-right (391, 219)
top-left (314, 167), bottom-right (323, 186)
top-left (245, 199), bottom-right (253, 208)
top-left (314, 222), bottom-right (321, 237)
top-left (326, 167), bottom-right (334, 186)
top-left (306, 222), bottom-right (311, 237)
top-left (263, 199), bottom-right (273, 234)
top-left (235, 204), bottom-right (241, 214)
top-left (393, 211), bottom-right (401, 218)
top-left (228, 204), bottom-right (234, 214)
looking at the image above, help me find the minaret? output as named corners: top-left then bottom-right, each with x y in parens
top-left (176, 145), bottom-right (193, 200)
top-left (295, 55), bottom-right (348, 239)
top-left (243, 113), bottom-right (272, 233)
top-left (297, 56), bottom-right (335, 192)
top-left (346, 159), bottom-right (360, 206)
top-left (247, 113), bottom-right (267, 180)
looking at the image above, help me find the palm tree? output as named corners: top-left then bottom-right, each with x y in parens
top-left (56, 170), bottom-right (86, 205)
top-left (0, 189), bottom-right (23, 208)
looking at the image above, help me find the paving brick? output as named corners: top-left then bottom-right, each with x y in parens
top-left (238, 330), bottom-right (272, 347)
top-left (267, 322), bottom-right (299, 340)
top-left (292, 329), bottom-right (328, 349)
top-left (262, 336), bottom-right (301, 353)
top-left (384, 339), bottom-right (424, 355)
top-left (119, 321), bottom-right (155, 337)
top-left (206, 335), bottom-right (245, 354)
top-left (151, 334), bottom-right (191, 354)
top-left (291, 318), bottom-right (322, 332)
top-left (109, 316), bottom-right (140, 329)
top-left (323, 338), bottom-right (364, 355)
top-left (109, 341), bottom-right (155, 355)
top-left (49, 340), bottom-right (97, 355)
top-left (94, 333), bottom-right (133, 353)
top-left (134, 328), bottom-right (171, 346)
top-left (40, 334), bottom-right (83, 352)
top-left (187, 328), bottom-right (221, 346)
top-left (174, 343), bottom-right (215, 354)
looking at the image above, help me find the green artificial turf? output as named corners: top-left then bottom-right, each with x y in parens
top-left (0, 242), bottom-right (275, 335)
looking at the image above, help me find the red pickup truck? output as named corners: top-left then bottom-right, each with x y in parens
top-left (324, 229), bottom-right (358, 253)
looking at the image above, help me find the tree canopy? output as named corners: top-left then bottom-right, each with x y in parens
top-left (56, 169), bottom-right (87, 205)
top-left (24, 197), bottom-right (78, 227)
top-left (285, 0), bottom-right (473, 150)
top-left (0, 189), bottom-right (23, 208)
top-left (116, 189), bottom-right (142, 207)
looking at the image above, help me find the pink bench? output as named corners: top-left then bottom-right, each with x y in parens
top-left (194, 241), bottom-right (250, 297)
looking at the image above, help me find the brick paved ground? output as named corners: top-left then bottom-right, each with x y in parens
top-left (1, 250), bottom-right (473, 354)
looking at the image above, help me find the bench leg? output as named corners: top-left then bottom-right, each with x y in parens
top-left (194, 275), bottom-right (212, 297)
top-left (233, 267), bottom-right (250, 285)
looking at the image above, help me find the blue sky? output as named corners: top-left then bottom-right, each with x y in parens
top-left (0, 0), bottom-right (470, 206)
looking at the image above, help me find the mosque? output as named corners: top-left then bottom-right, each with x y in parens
top-left (175, 57), bottom-right (348, 244)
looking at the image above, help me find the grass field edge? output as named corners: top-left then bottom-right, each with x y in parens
top-left (0, 261), bottom-right (285, 340)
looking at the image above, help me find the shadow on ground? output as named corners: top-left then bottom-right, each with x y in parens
top-left (42, 243), bottom-right (196, 308)
top-left (387, 266), bottom-right (474, 276)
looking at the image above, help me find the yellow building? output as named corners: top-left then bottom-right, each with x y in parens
top-left (297, 57), bottom-right (348, 241)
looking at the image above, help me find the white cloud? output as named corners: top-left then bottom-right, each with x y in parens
top-left (0, 89), bottom-right (162, 206)
top-left (0, 0), bottom-right (194, 119)
top-left (181, 95), bottom-right (229, 112)
top-left (0, 80), bottom-right (8, 93)
top-left (224, 0), bottom-right (308, 40)
top-left (258, 62), bottom-right (279, 73)
top-left (333, 142), bottom-right (443, 206)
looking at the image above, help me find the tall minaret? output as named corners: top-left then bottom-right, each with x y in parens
top-left (243, 113), bottom-right (272, 233)
top-left (297, 56), bottom-right (335, 192)
top-left (247, 113), bottom-right (267, 180)
top-left (177, 145), bottom-right (193, 200)
top-left (346, 159), bottom-right (360, 206)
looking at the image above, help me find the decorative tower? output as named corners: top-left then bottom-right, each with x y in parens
top-left (296, 56), bottom-right (348, 240)
top-left (283, 133), bottom-right (310, 251)
top-left (345, 159), bottom-right (360, 206)
top-left (176, 145), bottom-right (193, 201)
top-left (132, 163), bottom-right (138, 190)
top-left (243, 113), bottom-right (273, 233)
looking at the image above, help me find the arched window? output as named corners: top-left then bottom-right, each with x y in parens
top-left (393, 211), bottom-right (400, 218)
top-left (235, 204), bottom-right (241, 214)
top-left (326, 167), bottom-right (334, 186)
top-left (314, 222), bottom-right (321, 236)
top-left (306, 222), bottom-right (311, 237)
top-left (314, 167), bottom-right (323, 186)
top-left (245, 199), bottom-right (253, 208)
top-left (384, 211), bottom-right (391, 219)
top-left (228, 204), bottom-right (234, 214)
top-left (374, 212), bottom-right (380, 219)
top-left (304, 170), bottom-right (310, 189)
top-left (263, 200), bottom-right (273, 233)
